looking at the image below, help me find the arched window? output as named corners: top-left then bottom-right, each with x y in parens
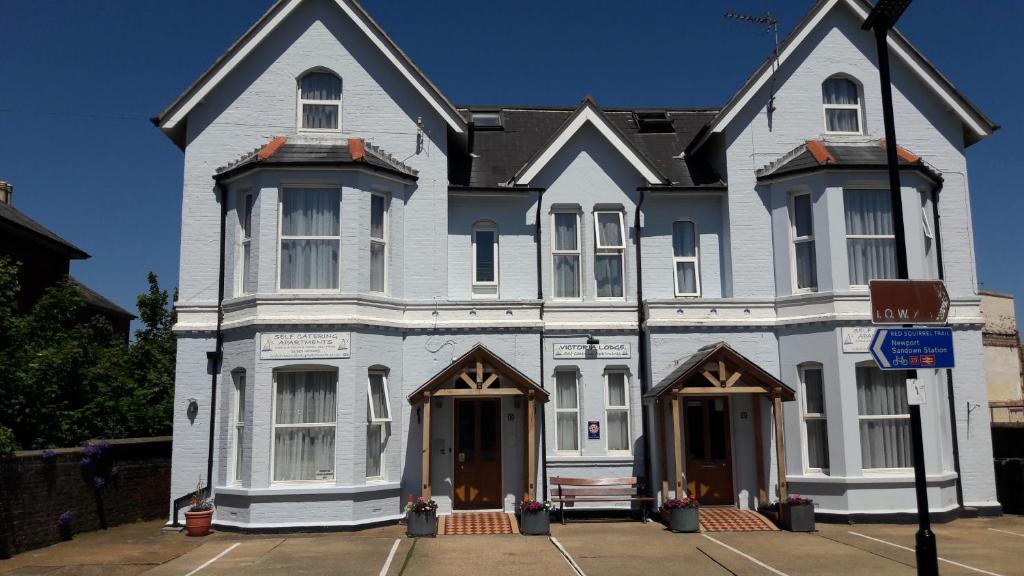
top-left (298, 71), bottom-right (342, 131)
top-left (797, 363), bottom-right (828, 472)
top-left (472, 220), bottom-right (498, 298)
top-left (230, 369), bottom-right (247, 484)
top-left (366, 367), bottom-right (391, 480)
top-left (822, 76), bottom-right (862, 134)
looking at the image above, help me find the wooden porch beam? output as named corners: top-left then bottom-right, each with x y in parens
top-left (773, 395), bottom-right (788, 502)
top-left (433, 388), bottom-right (523, 397)
top-left (671, 396), bottom-right (684, 497)
top-left (459, 372), bottom-right (477, 389)
top-left (481, 373), bottom-right (498, 389)
top-left (725, 371), bottom-right (743, 387)
top-left (527, 393), bottom-right (536, 500)
top-left (753, 395), bottom-right (766, 504)
top-left (422, 393), bottom-right (432, 499)
top-left (701, 370), bottom-right (721, 387)
top-left (658, 400), bottom-right (669, 499)
top-left (476, 360), bottom-right (484, 383)
top-left (718, 360), bottom-right (727, 384)
top-left (674, 386), bottom-right (767, 396)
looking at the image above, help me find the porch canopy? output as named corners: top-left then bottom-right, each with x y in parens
top-left (407, 344), bottom-right (549, 500)
top-left (645, 342), bottom-right (796, 503)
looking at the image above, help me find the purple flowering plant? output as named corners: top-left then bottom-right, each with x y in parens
top-left (404, 496), bottom-right (438, 515)
top-left (518, 496), bottom-right (552, 513)
top-left (663, 497), bottom-right (698, 510)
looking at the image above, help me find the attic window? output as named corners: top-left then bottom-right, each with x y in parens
top-left (471, 111), bottom-right (503, 130)
top-left (634, 111), bottom-right (675, 133)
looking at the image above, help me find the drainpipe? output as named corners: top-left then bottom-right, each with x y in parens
top-left (207, 182), bottom-right (228, 496)
top-left (535, 188), bottom-right (549, 500)
top-left (634, 190), bottom-right (652, 499)
top-left (932, 187), bottom-right (965, 510)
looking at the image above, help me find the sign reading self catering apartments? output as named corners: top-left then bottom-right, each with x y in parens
top-left (260, 332), bottom-right (352, 360)
top-left (553, 343), bottom-right (631, 359)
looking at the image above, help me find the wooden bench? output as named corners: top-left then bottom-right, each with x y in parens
top-left (550, 476), bottom-right (654, 524)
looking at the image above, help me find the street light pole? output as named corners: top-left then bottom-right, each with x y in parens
top-left (863, 2), bottom-right (939, 575)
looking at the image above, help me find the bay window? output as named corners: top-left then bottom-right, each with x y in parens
top-left (239, 192), bottom-right (255, 295)
top-left (605, 370), bottom-right (630, 453)
top-left (555, 370), bottom-right (580, 453)
top-left (472, 221), bottom-right (498, 298)
top-left (370, 194), bottom-right (387, 293)
top-left (799, 364), bottom-right (828, 472)
top-left (844, 189), bottom-right (897, 286)
top-left (672, 220), bottom-right (700, 297)
top-left (594, 211), bottom-right (625, 298)
top-left (856, 365), bottom-right (912, 470)
top-left (366, 370), bottom-right (391, 480)
top-left (279, 187), bottom-right (340, 290)
top-left (790, 192), bottom-right (817, 291)
top-left (272, 369), bottom-right (337, 482)
top-left (552, 212), bottom-right (581, 299)
top-left (298, 71), bottom-right (341, 131)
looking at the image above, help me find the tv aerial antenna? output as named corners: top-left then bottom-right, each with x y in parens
top-left (725, 11), bottom-right (781, 117)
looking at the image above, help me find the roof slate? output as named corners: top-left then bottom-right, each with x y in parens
top-left (0, 202), bottom-right (89, 259)
top-left (71, 277), bottom-right (135, 319)
top-left (451, 107), bottom-right (725, 188)
top-left (756, 140), bottom-right (942, 183)
top-left (215, 138), bottom-right (418, 181)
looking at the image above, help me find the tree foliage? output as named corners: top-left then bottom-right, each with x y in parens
top-left (0, 258), bottom-right (177, 450)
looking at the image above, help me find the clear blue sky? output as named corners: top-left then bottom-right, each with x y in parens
top-left (1, 0), bottom-right (1020, 331)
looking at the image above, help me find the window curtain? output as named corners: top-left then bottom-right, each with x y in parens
top-left (806, 421), bottom-right (829, 470)
top-left (233, 372), bottom-right (246, 481)
top-left (823, 78), bottom-right (860, 132)
top-left (556, 372), bottom-right (579, 451)
top-left (606, 373), bottom-right (629, 451)
top-left (554, 256), bottom-right (580, 298)
top-left (845, 190), bottom-right (897, 285)
top-left (595, 255), bottom-right (623, 297)
top-left (366, 424), bottom-right (385, 478)
top-left (281, 189), bottom-right (340, 290)
top-left (554, 214), bottom-right (578, 250)
top-left (301, 73), bottom-right (341, 130)
top-left (675, 262), bottom-right (697, 294)
top-left (597, 213), bottom-right (621, 246)
top-left (802, 368), bottom-right (828, 469)
top-left (368, 373), bottom-right (389, 420)
top-left (792, 195), bottom-right (817, 290)
top-left (856, 367), bottom-right (912, 469)
top-left (672, 222), bottom-right (696, 257)
top-left (474, 230), bottom-right (495, 282)
top-left (274, 371), bottom-right (337, 481)
top-left (370, 195), bottom-right (385, 292)
top-left (370, 244), bottom-right (385, 292)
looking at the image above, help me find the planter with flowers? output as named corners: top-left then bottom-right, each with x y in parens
top-left (518, 496), bottom-right (552, 535)
top-left (405, 496), bottom-right (438, 537)
top-left (663, 497), bottom-right (699, 533)
top-left (759, 495), bottom-right (815, 532)
top-left (184, 480), bottom-right (214, 537)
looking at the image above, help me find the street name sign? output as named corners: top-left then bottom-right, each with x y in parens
top-left (870, 327), bottom-right (954, 370)
top-left (869, 279), bottom-right (950, 325)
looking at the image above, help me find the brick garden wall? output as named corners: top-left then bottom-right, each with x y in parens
top-left (0, 436), bottom-right (171, 557)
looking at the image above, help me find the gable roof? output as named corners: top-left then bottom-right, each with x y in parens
top-left (508, 97), bottom-right (669, 186)
top-left (644, 342), bottom-right (795, 401)
top-left (756, 138), bottom-right (942, 183)
top-left (153, 0), bottom-right (466, 148)
top-left (688, 0), bottom-right (998, 154)
top-left (0, 201), bottom-right (88, 259)
top-left (214, 136), bottom-right (419, 182)
top-left (407, 344), bottom-right (549, 404)
top-left (450, 105), bottom-right (724, 189)
top-left (71, 278), bottom-right (135, 319)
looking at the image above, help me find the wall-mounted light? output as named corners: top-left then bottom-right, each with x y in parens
top-left (186, 398), bottom-right (199, 423)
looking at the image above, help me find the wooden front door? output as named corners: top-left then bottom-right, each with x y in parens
top-left (453, 398), bottom-right (502, 509)
top-left (684, 397), bottom-right (734, 505)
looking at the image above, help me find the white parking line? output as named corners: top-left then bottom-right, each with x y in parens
top-left (702, 534), bottom-right (790, 576)
top-left (184, 542), bottom-right (241, 576)
top-left (988, 528), bottom-right (1024, 538)
top-left (549, 536), bottom-right (586, 576)
top-left (849, 531), bottom-right (1004, 576)
top-left (379, 538), bottom-right (401, 576)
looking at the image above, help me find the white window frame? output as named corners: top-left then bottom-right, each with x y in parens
top-left (237, 191), bottom-right (254, 296)
top-left (789, 192), bottom-right (817, 293)
top-left (855, 364), bottom-right (912, 472)
top-left (554, 369), bottom-right (581, 455)
top-left (369, 192), bottom-right (388, 293)
top-left (844, 188), bottom-right (897, 289)
top-left (671, 220), bottom-right (701, 297)
top-left (366, 369), bottom-right (390, 481)
top-left (269, 367), bottom-right (338, 484)
top-left (604, 370), bottom-right (631, 455)
top-left (551, 211), bottom-right (582, 300)
top-left (471, 220), bottom-right (499, 299)
top-left (296, 70), bottom-right (342, 133)
top-left (276, 185), bottom-right (342, 293)
top-left (593, 211), bottom-right (626, 300)
top-left (798, 364), bottom-right (828, 474)
top-left (230, 370), bottom-right (246, 484)
top-left (822, 76), bottom-right (863, 135)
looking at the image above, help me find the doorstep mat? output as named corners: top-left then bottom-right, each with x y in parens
top-left (698, 507), bottom-right (778, 532)
top-left (443, 512), bottom-right (514, 535)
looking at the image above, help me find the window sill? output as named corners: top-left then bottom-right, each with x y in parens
top-left (787, 471), bottom-right (957, 485)
top-left (216, 482), bottom-right (401, 497)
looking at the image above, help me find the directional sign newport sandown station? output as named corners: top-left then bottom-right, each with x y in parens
top-left (870, 327), bottom-right (955, 370)
top-left (869, 279), bottom-right (950, 325)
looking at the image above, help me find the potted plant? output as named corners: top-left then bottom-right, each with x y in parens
top-left (663, 496), bottom-right (699, 533)
top-left (518, 496), bottom-right (552, 535)
top-left (780, 495), bottom-right (815, 532)
top-left (405, 496), bottom-right (438, 537)
top-left (757, 500), bottom-right (780, 526)
top-left (184, 480), bottom-right (214, 537)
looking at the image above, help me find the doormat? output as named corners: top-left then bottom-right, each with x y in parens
top-left (443, 512), bottom-right (513, 535)
top-left (699, 507), bottom-right (778, 532)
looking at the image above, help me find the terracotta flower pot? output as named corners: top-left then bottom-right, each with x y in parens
top-left (184, 510), bottom-right (213, 537)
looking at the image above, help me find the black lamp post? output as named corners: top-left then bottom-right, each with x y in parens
top-left (862, 2), bottom-right (938, 575)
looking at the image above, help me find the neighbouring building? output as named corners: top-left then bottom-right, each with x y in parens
top-left (155, 0), bottom-right (1002, 529)
top-left (980, 290), bottom-right (1023, 456)
top-left (0, 180), bottom-right (134, 339)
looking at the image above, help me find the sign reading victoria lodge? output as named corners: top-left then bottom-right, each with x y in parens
top-left (553, 342), bottom-right (631, 359)
top-left (260, 332), bottom-right (352, 360)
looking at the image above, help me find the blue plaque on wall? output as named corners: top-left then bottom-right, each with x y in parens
top-left (587, 420), bottom-right (600, 440)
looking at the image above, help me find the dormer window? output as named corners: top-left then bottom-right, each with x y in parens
top-left (822, 76), bottom-right (862, 134)
top-left (471, 111), bottom-right (502, 129)
top-left (298, 71), bottom-right (341, 131)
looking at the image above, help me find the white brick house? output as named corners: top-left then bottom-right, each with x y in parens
top-left (155, 0), bottom-right (1001, 529)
